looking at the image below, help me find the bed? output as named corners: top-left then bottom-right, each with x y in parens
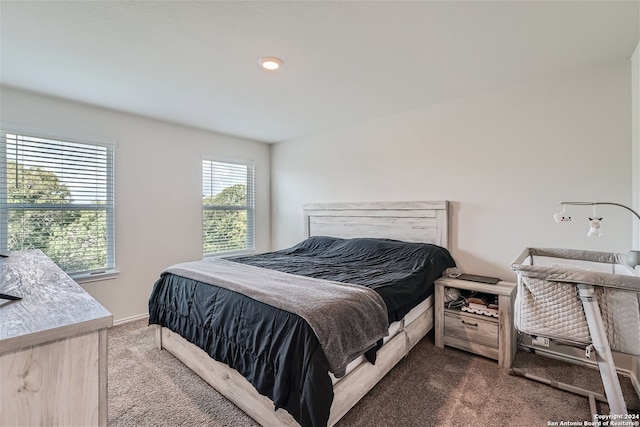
top-left (149, 201), bottom-right (454, 426)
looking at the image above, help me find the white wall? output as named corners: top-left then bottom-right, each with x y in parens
top-left (1, 59), bottom-right (632, 319)
top-left (633, 42), bottom-right (639, 248)
top-left (0, 86), bottom-right (271, 322)
top-left (271, 60), bottom-right (632, 281)
top-left (631, 40), bottom-right (640, 388)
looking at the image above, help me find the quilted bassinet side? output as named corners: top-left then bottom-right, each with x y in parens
top-left (512, 248), bottom-right (640, 356)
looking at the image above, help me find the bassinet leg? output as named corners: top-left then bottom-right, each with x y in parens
top-left (577, 284), bottom-right (628, 415)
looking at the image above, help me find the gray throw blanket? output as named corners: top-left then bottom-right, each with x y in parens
top-left (163, 258), bottom-right (389, 377)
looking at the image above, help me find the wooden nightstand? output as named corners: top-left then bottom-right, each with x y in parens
top-left (434, 277), bottom-right (517, 368)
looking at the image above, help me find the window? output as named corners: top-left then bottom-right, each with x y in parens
top-left (0, 130), bottom-right (116, 279)
top-left (202, 159), bottom-right (255, 256)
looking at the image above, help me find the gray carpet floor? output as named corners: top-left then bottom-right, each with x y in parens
top-left (108, 319), bottom-right (640, 426)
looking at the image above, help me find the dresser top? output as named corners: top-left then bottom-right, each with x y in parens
top-left (0, 250), bottom-right (112, 353)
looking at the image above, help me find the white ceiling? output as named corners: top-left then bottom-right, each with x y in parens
top-left (1, 1), bottom-right (639, 143)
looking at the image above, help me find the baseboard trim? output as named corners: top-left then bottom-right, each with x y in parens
top-left (113, 313), bottom-right (149, 326)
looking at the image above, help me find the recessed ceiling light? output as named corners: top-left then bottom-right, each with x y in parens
top-left (259, 56), bottom-right (283, 71)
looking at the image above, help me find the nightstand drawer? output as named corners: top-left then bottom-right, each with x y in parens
top-left (444, 311), bottom-right (498, 349)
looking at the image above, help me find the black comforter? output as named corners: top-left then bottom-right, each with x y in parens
top-left (148, 236), bottom-right (455, 427)
top-left (231, 236), bottom-right (456, 322)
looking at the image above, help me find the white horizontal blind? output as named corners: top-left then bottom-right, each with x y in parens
top-left (0, 131), bottom-right (115, 276)
top-left (202, 159), bottom-right (255, 255)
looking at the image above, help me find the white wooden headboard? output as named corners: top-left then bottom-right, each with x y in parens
top-left (302, 201), bottom-right (449, 248)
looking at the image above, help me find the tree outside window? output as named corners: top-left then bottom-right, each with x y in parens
top-left (202, 160), bottom-right (255, 256)
top-left (1, 132), bottom-right (115, 277)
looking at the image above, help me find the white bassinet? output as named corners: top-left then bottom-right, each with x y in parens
top-left (512, 248), bottom-right (640, 415)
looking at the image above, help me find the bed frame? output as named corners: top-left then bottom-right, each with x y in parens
top-left (155, 201), bottom-right (450, 426)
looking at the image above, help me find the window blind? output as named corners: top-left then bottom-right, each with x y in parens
top-left (202, 159), bottom-right (255, 255)
top-left (0, 131), bottom-right (115, 277)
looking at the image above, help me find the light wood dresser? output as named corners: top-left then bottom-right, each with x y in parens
top-left (434, 277), bottom-right (517, 368)
top-left (0, 250), bottom-right (112, 427)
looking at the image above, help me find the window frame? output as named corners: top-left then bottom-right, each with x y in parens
top-left (0, 125), bottom-right (117, 282)
top-left (202, 158), bottom-right (256, 257)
